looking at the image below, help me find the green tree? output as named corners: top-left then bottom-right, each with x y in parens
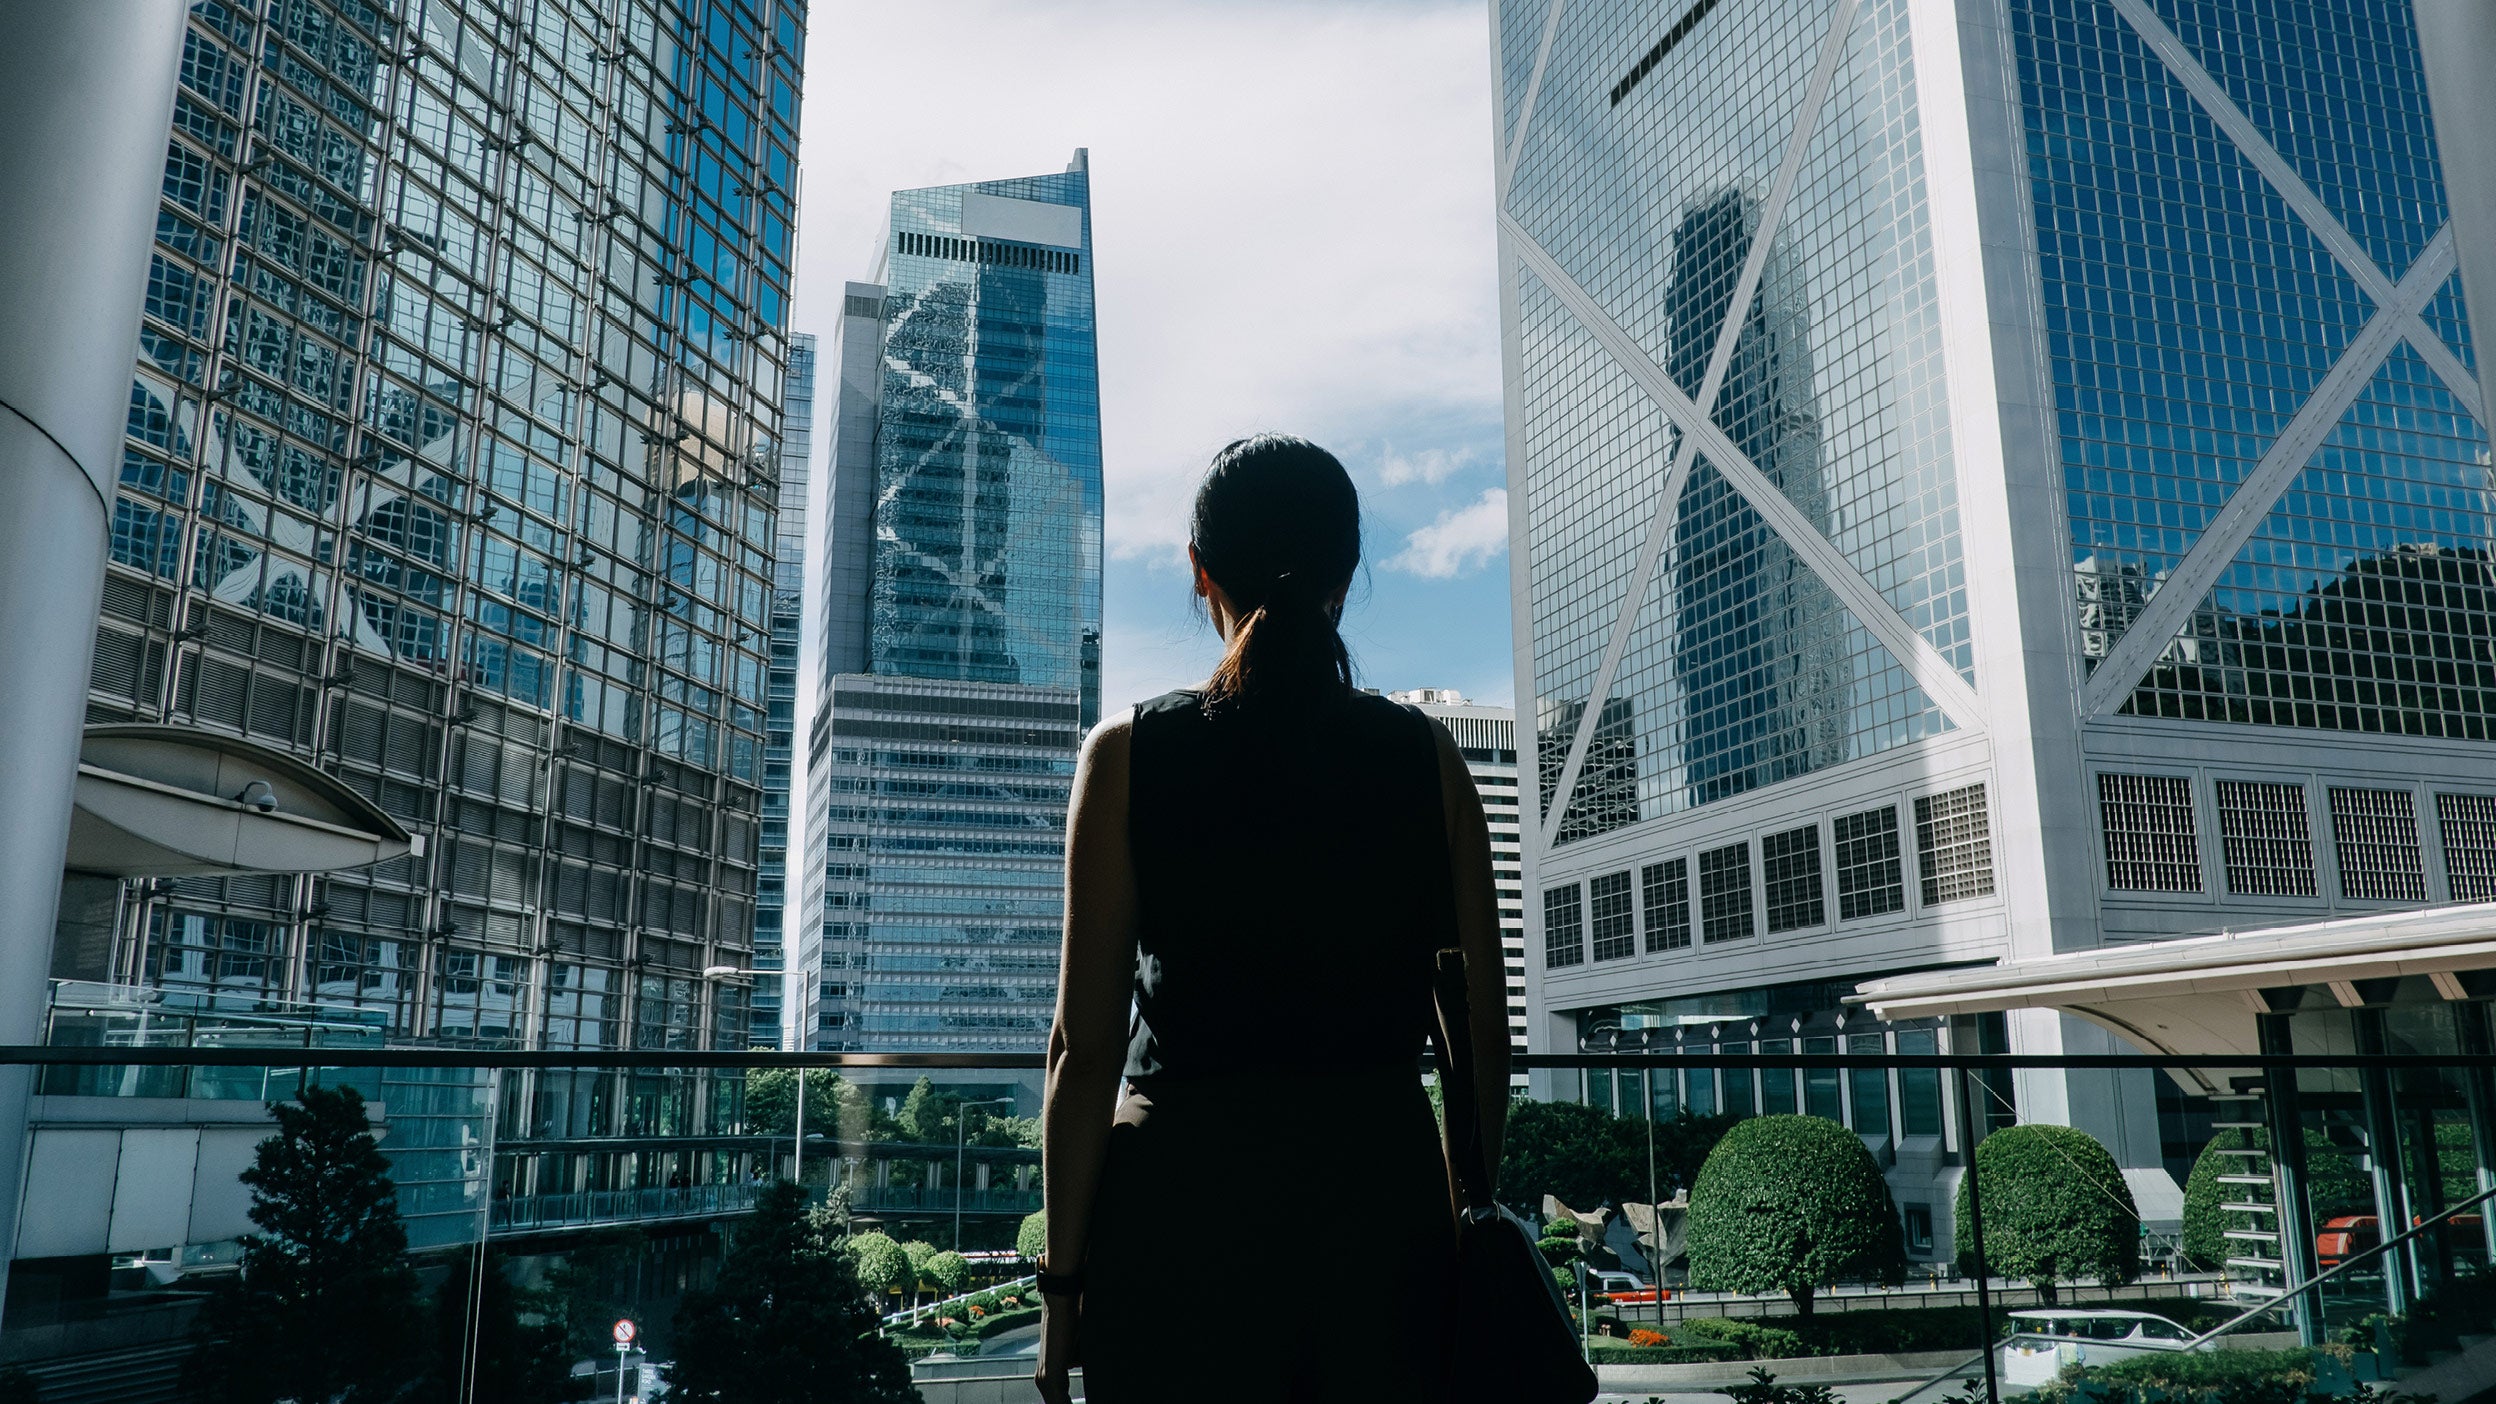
top-left (537, 1228), bottom-right (648, 1361)
top-left (1016, 1210), bottom-right (1047, 1261)
top-left (849, 1232), bottom-right (910, 1300)
top-left (420, 1250), bottom-right (568, 1404)
top-left (743, 1068), bottom-right (846, 1137)
top-left (2181, 1127), bottom-right (2376, 1270)
top-left (1685, 1114), bottom-right (1905, 1317)
top-left (925, 1250), bottom-right (969, 1297)
top-left (1954, 1124), bottom-right (2138, 1305)
top-left (896, 1078), bottom-right (954, 1142)
top-left (670, 1181), bottom-right (918, 1404)
top-left (1497, 1098), bottom-right (1737, 1212)
top-left (190, 1084), bottom-right (427, 1403)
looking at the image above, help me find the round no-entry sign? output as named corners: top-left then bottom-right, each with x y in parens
top-left (612, 1319), bottom-right (637, 1346)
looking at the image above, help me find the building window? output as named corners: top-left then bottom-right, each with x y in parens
top-left (1642, 858), bottom-right (1690, 951)
top-left (1896, 1028), bottom-right (1943, 1137)
top-left (1758, 1038), bottom-right (1797, 1114)
top-left (2436, 793), bottom-right (2496, 903)
top-left (1833, 805), bottom-right (1905, 919)
top-left (2329, 787), bottom-right (2426, 903)
top-left (1589, 870), bottom-right (1634, 961)
top-left (1847, 1031), bottom-right (1890, 1138)
top-left (1916, 784), bottom-right (1998, 904)
top-left (2098, 773), bottom-right (2202, 893)
top-left (1903, 1203), bottom-right (1935, 1255)
top-left (1698, 842), bottom-right (1753, 942)
top-left (1544, 883), bottom-right (1584, 968)
top-left (1762, 825), bottom-right (1825, 932)
top-left (1802, 1035), bottom-right (1841, 1122)
top-left (2214, 780), bottom-right (2317, 897)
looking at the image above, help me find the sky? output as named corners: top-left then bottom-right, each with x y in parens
top-left (791, 0), bottom-right (1518, 718)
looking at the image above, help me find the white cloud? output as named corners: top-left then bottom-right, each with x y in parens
top-left (1376, 443), bottom-right (1474, 487)
top-left (794, 0), bottom-right (1501, 564)
top-left (1387, 488), bottom-right (1509, 578)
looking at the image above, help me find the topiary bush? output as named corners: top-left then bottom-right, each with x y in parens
top-left (847, 1231), bottom-right (909, 1299)
top-left (1954, 1124), bottom-right (2137, 1305)
top-left (2179, 1127), bottom-right (2375, 1271)
top-left (1686, 1115), bottom-right (1905, 1317)
top-left (1015, 1209), bottom-right (1046, 1261)
top-left (925, 1249), bottom-right (969, 1296)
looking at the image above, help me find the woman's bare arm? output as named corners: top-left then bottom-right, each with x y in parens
top-left (1040, 709), bottom-right (1139, 1278)
top-left (1430, 719), bottom-right (1510, 1202)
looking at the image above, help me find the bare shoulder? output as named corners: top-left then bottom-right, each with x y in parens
top-left (1076, 706), bottom-right (1136, 784)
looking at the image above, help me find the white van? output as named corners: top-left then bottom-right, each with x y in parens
top-left (1999, 1309), bottom-right (2199, 1387)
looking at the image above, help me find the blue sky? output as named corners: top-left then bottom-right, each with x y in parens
top-left (794, 0), bottom-right (1517, 713)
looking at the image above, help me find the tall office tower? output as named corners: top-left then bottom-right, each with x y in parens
top-left (59, 0), bottom-right (810, 1266)
top-left (751, 333), bottom-right (816, 1049)
top-left (1391, 689), bottom-right (1530, 1062)
top-left (805, 155), bottom-right (1103, 1065)
top-left (1494, 0), bottom-right (2488, 1255)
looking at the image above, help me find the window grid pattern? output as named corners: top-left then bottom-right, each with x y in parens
top-left (2097, 773), bottom-right (2203, 893)
top-left (1544, 883), bottom-right (1586, 968)
top-left (1915, 783), bottom-right (1998, 904)
top-left (1589, 870), bottom-right (1635, 961)
top-left (2122, 346), bottom-right (2496, 737)
top-left (2214, 779), bottom-right (2317, 897)
top-left (2329, 787), bottom-right (2427, 902)
top-left (1832, 805), bottom-right (1905, 919)
top-left (2007, 0), bottom-right (2381, 665)
top-left (96, 0), bottom-right (803, 1247)
top-left (1510, 0), bottom-right (1968, 849)
top-left (1698, 842), bottom-right (1754, 943)
top-left (1762, 825), bottom-right (1825, 933)
top-left (1642, 858), bottom-right (1691, 951)
top-left (2437, 793), bottom-right (2496, 903)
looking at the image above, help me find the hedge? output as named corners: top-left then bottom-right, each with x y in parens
top-left (2042, 1347), bottom-right (2327, 1404)
top-left (1671, 1299), bottom-right (2238, 1360)
top-left (1586, 1339), bottom-right (1747, 1365)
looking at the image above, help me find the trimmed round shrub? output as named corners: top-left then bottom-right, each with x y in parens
top-left (848, 1231), bottom-right (909, 1296)
top-left (1016, 1209), bottom-right (1047, 1261)
top-left (2180, 1127), bottom-right (2373, 1271)
top-left (1685, 1114), bottom-right (1905, 1317)
top-left (1954, 1123), bottom-right (2138, 1304)
top-left (926, 1250), bottom-right (970, 1295)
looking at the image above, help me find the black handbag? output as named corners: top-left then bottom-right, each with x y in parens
top-left (1431, 945), bottom-right (1600, 1404)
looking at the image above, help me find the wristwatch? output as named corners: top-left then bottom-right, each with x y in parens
top-left (1035, 1266), bottom-right (1086, 1298)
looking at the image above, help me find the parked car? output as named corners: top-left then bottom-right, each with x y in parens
top-left (1999, 1309), bottom-right (2198, 1387)
top-left (2315, 1214), bottom-right (2485, 1271)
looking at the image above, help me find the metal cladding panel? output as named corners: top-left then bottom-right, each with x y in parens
top-left (106, 1127), bottom-right (199, 1253)
top-left (188, 1127), bottom-right (262, 1245)
top-left (17, 1130), bottom-right (118, 1258)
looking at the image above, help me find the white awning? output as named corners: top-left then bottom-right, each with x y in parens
top-left (1851, 903), bottom-right (2496, 1074)
top-left (66, 725), bottom-right (419, 877)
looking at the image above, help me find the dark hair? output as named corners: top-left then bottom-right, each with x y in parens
top-left (1190, 434), bottom-right (1361, 712)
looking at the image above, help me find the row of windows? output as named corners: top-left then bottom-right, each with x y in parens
top-left (1579, 1026), bottom-right (1949, 1144)
top-left (1545, 785), bottom-right (1997, 967)
top-left (2099, 772), bottom-right (2496, 903)
top-left (894, 230), bottom-right (1081, 276)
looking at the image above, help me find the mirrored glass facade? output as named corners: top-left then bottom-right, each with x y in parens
top-left (81, 0), bottom-right (808, 1232)
top-left (1497, 0), bottom-right (2490, 1252)
top-left (807, 158), bottom-right (1101, 1053)
top-left (751, 331), bottom-right (813, 1048)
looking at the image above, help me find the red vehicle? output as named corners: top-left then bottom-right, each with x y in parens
top-left (2315, 1214), bottom-right (2485, 1270)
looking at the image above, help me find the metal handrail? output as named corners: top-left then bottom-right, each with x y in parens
top-left (1889, 1181), bottom-right (2496, 1404)
top-left (2, 1045), bottom-right (2490, 1070)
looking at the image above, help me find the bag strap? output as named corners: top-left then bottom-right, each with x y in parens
top-left (1431, 946), bottom-right (1498, 1213)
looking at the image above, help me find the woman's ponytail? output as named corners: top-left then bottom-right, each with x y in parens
top-left (1190, 437), bottom-right (1361, 713)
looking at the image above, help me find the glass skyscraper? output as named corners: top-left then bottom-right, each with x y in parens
top-left (64, 0), bottom-right (809, 1245)
top-left (1497, 0), bottom-right (2487, 1258)
top-left (804, 154), bottom-right (1102, 1056)
top-left (752, 332), bottom-right (814, 1048)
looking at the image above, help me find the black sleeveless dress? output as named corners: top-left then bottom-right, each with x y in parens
top-left (1076, 689), bottom-right (1458, 1402)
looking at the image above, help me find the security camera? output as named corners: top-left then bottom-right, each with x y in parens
top-left (235, 780), bottom-right (279, 814)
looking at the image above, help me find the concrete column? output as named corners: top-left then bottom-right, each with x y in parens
top-left (2416, 0), bottom-right (2496, 421)
top-left (0, 0), bottom-right (188, 1313)
top-left (2255, 1014), bottom-right (2321, 1347)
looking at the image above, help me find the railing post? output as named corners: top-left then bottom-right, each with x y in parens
top-left (1952, 1066), bottom-right (1999, 1404)
top-left (2352, 1009), bottom-right (2415, 1315)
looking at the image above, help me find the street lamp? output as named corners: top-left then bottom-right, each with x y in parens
top-left (953, 1096), bottom-right (1016, 1252)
